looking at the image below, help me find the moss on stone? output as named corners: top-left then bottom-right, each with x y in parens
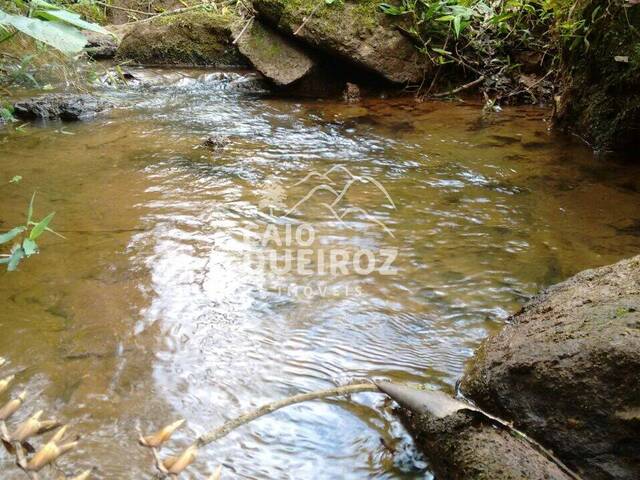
top-left (116, 10), bottom-right (247, 67)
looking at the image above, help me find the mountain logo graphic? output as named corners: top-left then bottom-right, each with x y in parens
top-left (257, 166), bottom-right (396, 238)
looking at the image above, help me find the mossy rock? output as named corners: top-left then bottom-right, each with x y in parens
top-left (235, 19), bottom-right (316, 86)
top-left (462, 254), bottom-right (640, 479)
top-left (554, 0), bottom-right (640, 151)
top-left (116, 11), bottom-right (248, 67)
top-left (251, 0), bottom-right (426, 84)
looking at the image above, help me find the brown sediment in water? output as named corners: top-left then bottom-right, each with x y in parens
top-left (1, 70), bottom-right (640, 478)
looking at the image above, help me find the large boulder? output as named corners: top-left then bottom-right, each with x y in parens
top-left (251, 0), bottom-right (426, 84)
top-left (553, 1), bottom-right (640, 151)
top-left (116, 11), bottom-right (247, 67)
top-left (462, 255), bottom-right (640, 480)
top-left (234, 19), bottom-right (316, 86)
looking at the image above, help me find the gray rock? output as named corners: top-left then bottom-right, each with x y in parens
top-left (251, 0), bottom-right (426, 84)
top-left (13, 94), bottom-right (111, 121)
top-left (83, 31), bottom-right (118, 59)
top-left (234, 19), bottom-right (316, 86)
top-left (462, 255), bottom-right (640, 480)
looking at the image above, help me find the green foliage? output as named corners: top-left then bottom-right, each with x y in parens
top-left (0, 103), bottom-right (15, 122)
top-left (379, 0), bottom-right (557, 100)
top-left (0, 189), bottom-right (62, 272)
top-left (0, 0), bottom-right (109, 55)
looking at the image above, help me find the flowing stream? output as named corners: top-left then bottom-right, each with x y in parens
top-left (1, 69), bottom-right (640, 479)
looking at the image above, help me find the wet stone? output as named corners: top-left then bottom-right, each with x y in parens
top-left (13, 94), bottom-right (112, 121)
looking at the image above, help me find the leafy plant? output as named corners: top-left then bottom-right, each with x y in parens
top-left (379, 0), bottom-right (557, 101)
top-left (0, 0), bottom-right (109, 55)
top-left (0, 102), bottom-right (16, 122)
top-left (0, 191), bottom-right (63, 272)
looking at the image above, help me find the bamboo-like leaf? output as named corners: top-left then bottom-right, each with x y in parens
top-left (0, 226), bottom-right (26, 245)
top-left (12, 410), bottom-right (44, 442)
top-left (140, 419), bottom-right (185, 448)
top-left (7, 246), bottom-right (25, 271)
top-left (0, 9), bottom-right (87, 54)
top-left (22, 238), bottom-right (38, 256)
top-left (0, 375), bottom-right (14, 395)
top-left (209, 465), bottom-right (223, 480)
top-left (34, 8), bottom-right (110, 35)
top-left (29, 212), bottom-right (55, 240)
top-left (27, 192), bottom-right (35, 225)
top-left (69, 469), bottom-right (93, 480)
top-left (0, 390), bottom-right (27, 421)
top-left (167, 445), bottom-right (198, 475)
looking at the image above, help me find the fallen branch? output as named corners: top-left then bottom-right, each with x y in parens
top-left (197, 382), bottom-right (379, 446)
top-left (93, 1), bottom-right (156, 16)
top-left (232, 16), bottom-right (254, 45)
top-left (432, 75), bottom-right (485, 98)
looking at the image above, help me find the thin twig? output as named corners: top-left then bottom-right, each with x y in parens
top-left (93, 1), bottom-right (156, 16)
top-left (432, 75), bottom-right (485, 98)
top-left (232, 16), bottom-right (254, 45)
top-left (293, 1), bottom-right (324, 36)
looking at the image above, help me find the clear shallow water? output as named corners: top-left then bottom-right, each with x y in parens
top-left (1, 69), bottom-right (639, 479)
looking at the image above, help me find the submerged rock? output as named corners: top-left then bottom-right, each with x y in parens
top-left (251, 0), bottom-right (426, 84)
top-left (234, 19), bottom-right (316, 86)
top-left (554, 2), bottom-right (640, 151)
top-left (462, 255), bottom-right (640, 480)
top-left (13, 94), bottom-right (111, 121)
top-left (201, 133), bottom-right (231, 151)
top-left (116, 11), bottom-right (247, 67)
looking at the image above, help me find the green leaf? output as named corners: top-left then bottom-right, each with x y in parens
top-left (9, 175), bottom-right (22, 184)
top-left (432, 47), bottom-right (451, 55)
top-left (22, 238), bottom-right (38, 256)
top-left (453, 15), bottom-right (461, 37)
top-left (33, 8), bottom-right (110, 35)
top-left (29, 212), bottom-right (55, 240)
top-left (27, 191), bottom-right (35, 225)
top-left (0, 226), bottom-right (26, 244)
top-left (436, 15), bottom-right (455, 21)
top-left (0, 9), bottom-right (87, 55)
top-left (7, 247), bottom-right (24, 271)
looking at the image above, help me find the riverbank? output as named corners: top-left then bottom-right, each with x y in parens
top-left (404, 255), bottom-right (640, 480)
top-left (2, 0), bottom-right (638, 151)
